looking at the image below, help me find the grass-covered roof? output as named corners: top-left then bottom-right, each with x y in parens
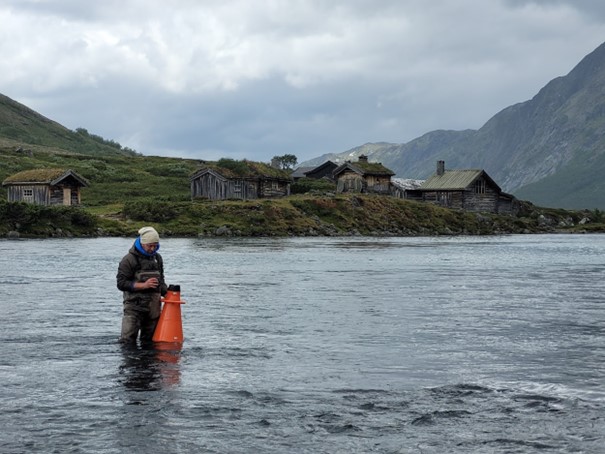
top-left (192, 159), bottom-right (292, 180)
top-left (353, 161), bottom-right (395, 175)
top-left (334, 160), bottom-right (395, 176)
top-left (2, 168), bottom-right (88, 186)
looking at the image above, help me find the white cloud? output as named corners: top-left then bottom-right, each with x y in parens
top-left (1, 0), bottom-right (604, 163)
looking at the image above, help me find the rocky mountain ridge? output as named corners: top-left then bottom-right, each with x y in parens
top-left (302, 42), bottom-right (605, 209)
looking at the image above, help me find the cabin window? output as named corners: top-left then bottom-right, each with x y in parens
top-left (436, 192), bottom-right (451, 205)
top-left (271, 181), bottom-right (279, 189)
top-left (233, 181), bottom-right (242, 194)
top-left (474, 179), bottom-right (486, 194)
top-left (22, 188), bottom-right (34, 203)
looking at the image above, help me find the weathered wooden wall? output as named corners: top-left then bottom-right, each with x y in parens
top-left (336, 171), bottom-right (392, 194)
top-left (405, 187), bottom-right (520, 214)
top-left (191, 171), bottom-right (290, 200)
top-left (191, 172), bottom-right (258, 200)
top-left (6, 185), bottom-right (49, 204)
top-left (336, 172), bottom-right (365, 193)
top-left (365, 175), bottom-right (392, 194)
top-left (7, 184), bottom-right (82, 205)
top-left (258, 180), bottom-right (290, 198)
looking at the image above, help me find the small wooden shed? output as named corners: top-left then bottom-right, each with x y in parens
top-left (190, 160), bottom-right (292, 200)
top-left (2, 168), bottom-right (89, 206)
top-left (291, 160), bottom-right (338, 182)
top-left (405, 161), bottom-right (518, 214)
top-left (333, 155), bottom-right (395, 194)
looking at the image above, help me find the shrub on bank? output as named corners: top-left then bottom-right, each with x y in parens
top-left (122, 198), bottom-right (188, 223)
top-left (0, 200), bottom-right (97, 236)
top-left (290, 178), bottom-right (336, 194)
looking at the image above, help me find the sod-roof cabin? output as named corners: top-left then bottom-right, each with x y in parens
top-left (190, 159), bottom-right (292, 200)
top-left (333, 155), bottom-right (395, 194)
top-left (2, 168), bottom-right (89, 206)
top-left (406, 161), bottom-right (518, 214)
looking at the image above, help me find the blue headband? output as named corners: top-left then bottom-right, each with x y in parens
top-left (134, 237), bottom-right (160, 256)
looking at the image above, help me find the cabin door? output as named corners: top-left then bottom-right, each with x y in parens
top-left (63, 188), bottom-right (72, 206)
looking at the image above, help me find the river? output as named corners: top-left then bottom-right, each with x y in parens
top-left (0, 234), bottom-right (603, 453)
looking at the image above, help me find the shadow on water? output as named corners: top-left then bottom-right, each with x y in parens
top-left (118, 342), bottom-right (182, 393)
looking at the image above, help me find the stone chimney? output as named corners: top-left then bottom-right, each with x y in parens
top-left (436, 160), bottom-right (445, 176)
top-left (358, 154), bottom-right (369, 163)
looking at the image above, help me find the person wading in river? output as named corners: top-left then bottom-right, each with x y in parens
top-left (116, 226), bottom-right (168, 344)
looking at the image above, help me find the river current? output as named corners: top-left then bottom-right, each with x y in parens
top-left (0, 234), bottom-right (603, 453)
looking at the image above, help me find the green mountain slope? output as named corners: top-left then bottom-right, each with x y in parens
top-left (0, 94), bottom-right (137, 157)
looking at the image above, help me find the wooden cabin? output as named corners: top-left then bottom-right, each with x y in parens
top-left (291, 166), bottom-right (314, 181)
top-left (303, 160), bottom-right (338, 181)
top-left (190, 159), bottom-right (292, 200)
top-left (333, 155), bottom-right (395, 194)
top-left (291, 160), bottom-right (338, 182)
top-left (405, 161), bottom-right (518, 214)
top-left (2, 168), bottom-right (89, 206)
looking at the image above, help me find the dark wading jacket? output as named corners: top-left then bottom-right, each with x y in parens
top-left (116, 245), bottom-right (168, 319)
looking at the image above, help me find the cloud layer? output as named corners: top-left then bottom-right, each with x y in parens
top-left (1, 0), bottom-right (605, 163)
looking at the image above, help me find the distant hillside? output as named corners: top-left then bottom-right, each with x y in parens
top-left (0, 93), bottom-right (137, 157)
top-left (302, 41), bottom-right (605, 210)
top-left (0, 92), bottom-right (206, 208)
top-left (0, 92), bottom-right (603, 238)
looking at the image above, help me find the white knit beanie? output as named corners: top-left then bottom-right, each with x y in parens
top-left (138, 226), bottom-right (160, 244)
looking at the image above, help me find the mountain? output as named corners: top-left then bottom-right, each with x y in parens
top-left (302, 42), bottom-right (605, 210)
top-left (0, 93), bottom-right (137, 157)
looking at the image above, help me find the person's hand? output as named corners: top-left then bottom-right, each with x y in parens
top-left (144, 278), bottom-right (159, 289)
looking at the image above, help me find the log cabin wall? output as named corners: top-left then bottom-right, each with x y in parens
top-left (259, 180), bottom-right (290, 198)
top-left (462, 186), bottom-right (499, 212)
top-left (191, 172), bottom-right (259, 200)
top-left (365, 175), bottom-right (392, 194)
top-left (191, 170), bottom-right (290, 200)
top-left (50, 187), bottom-right (64, 205)
top-left (336, 172), bottom-right (365, 193)
top-left (6, 185), bottom-right (49, 204)
top-left (6, 184), bottom-right (82, 206)
top-left (335, 171), bottom-right (393, 194)
top-left (191, 172), bottom-right (226, 199)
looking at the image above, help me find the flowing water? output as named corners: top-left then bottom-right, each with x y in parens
top-left (0, 234), bottom-right (603, 453)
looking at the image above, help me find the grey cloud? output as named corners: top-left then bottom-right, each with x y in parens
top-left (2, 0), bottom-right (605, 164)
top-left (3, 0), bottom-right (124, 21)
top-left (504, 0), bottom-right (605, 19)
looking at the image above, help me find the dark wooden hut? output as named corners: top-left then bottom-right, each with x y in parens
top-left (333, 155), bottom-right (395, 194)
top-left (303, 161), bottom-right (338, 181)
top-left (291, 166), bottom-right (314, 181)
top-left (405, 161), bottom-right (518, 214)
top-left (291, 161), bottom-right (338, 182)
top-left (190, 160), bottom-right (292, 200)
top-left (2, 168), bottom-right (89, 206)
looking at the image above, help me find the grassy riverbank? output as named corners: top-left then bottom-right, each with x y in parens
top-left (2, 139), bottom-right (604, 239)
top-left (2, 194), bottom-right (604, 239)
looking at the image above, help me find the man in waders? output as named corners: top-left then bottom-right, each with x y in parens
top-left (116, 226), bottom-right (168, 344)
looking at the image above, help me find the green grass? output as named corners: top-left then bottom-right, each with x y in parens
top-left (1, 138), bottom-right (603, 238)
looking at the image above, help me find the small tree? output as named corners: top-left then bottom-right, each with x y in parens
top-left (271, 154), bottom-right (298, 170)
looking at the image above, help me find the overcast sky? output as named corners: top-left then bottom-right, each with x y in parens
top-left (1, 0), bottom-right (605, 164)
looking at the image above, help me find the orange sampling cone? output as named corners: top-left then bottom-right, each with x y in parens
top-left (153, 285), bottom-right (185, 343)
